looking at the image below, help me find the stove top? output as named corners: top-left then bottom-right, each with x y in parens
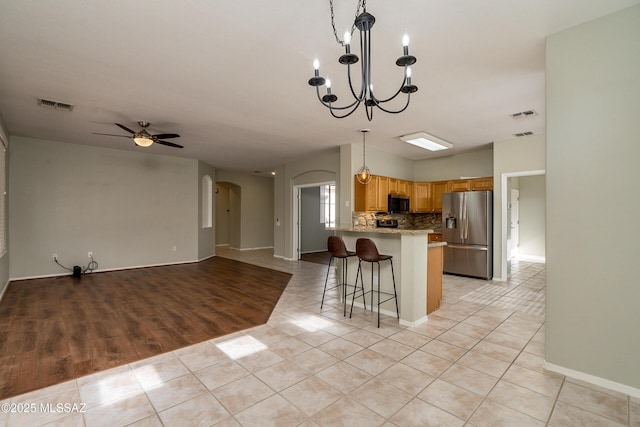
top-left (376, 219), bottom-right (398, 228)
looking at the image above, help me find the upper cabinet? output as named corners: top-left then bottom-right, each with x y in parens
top-left (354, 175), bottom-right (493, 212)
top-left (355, 175), bottom-right (388, 212)
top-left (472, 177), bottom-right (493, 191)
top-left (412, 182), bottom-right (432, 212)
top-left (448, 179), bottom-right (472, 192)
top-left (431, 181), bottom-right (449, 213)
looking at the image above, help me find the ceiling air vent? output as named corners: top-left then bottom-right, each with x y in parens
top-left (510, 110), bottom-right (537, 119)
top-left (37, 98), bottom-right (74, 111)
top-left (514, 132), bottom-right (534, 137)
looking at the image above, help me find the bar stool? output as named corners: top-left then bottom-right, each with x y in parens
top-left (321, 236), bottom-right (364, 316)
top-left (350, 238), bottom-right (399, 327)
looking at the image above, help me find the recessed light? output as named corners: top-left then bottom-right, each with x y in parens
top-left (399, 132), bottom-right (453, 151)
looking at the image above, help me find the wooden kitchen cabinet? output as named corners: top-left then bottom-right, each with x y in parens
top-left (427, 244), bottom-right (443, 314)
top-left (354, 175), bottom-right (388, 212)
top-left (428, 233), bottom-right (442, 242)
top-left (411, 182), bottom-right (432, 212)
top-left (431, 181), bottom-right (449, 213)
top-left (449, 179), bottom-right (472, 192)
top-left (471, 177), bottom-right (493, 191)
top-left (396, 179), bottom-right (409, 196)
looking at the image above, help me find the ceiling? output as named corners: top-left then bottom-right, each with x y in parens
top-left (1, 0), bottom-right (638, 175)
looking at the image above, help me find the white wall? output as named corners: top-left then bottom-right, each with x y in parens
top-left (216, 170), bottom-right (274, 250)
top-left (414, 147), bottom-right (493, 181)
top-left (9, 137), bottom-right (201, 278)
top-left (493, 135), bottom-right (545, 280)
top-left (546, 5), bottom-right (640, 392)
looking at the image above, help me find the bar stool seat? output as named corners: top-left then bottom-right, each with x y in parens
top-left (321, 236), bottom-right (364, 315)
top-left (350, 238), bottom-right (399, 327)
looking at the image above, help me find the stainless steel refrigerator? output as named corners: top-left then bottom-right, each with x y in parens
top-left (442, 191), bottom-right (493, 279)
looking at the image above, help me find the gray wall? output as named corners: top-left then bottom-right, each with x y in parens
top-left (300, 186), bottom-right (332, 253)
top-left (518, 175), bottom-right (545, 259)
top-left (216, 170), bottom-right (274, 250)
top-left (9, 136), bottom-right (201, 278)
top-left (546, 5), bottom-right (640, 390)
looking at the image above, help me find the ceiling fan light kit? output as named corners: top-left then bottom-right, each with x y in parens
top-left (94, 121), bottom-right (183, 149)
top-left (308, 0), bottom-right (417, 121)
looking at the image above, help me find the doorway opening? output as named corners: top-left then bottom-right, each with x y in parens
top-left (216, 182), bottom-right (241, 249)
top-left (501, 171), bottom-right (546, 279)
top-left (293, 181), bottom-right (336, 261)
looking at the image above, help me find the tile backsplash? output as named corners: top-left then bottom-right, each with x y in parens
top-left (352, 211), bottom-right (442, 232)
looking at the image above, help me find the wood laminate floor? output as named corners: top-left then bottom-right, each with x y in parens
top-left (0, 256), bottom-right (291, 399)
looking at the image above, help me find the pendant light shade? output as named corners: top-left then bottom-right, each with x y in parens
top-left (356, 129), bottom-right (372, 184)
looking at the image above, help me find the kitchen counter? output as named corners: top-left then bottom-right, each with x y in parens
top-left (330, 227), bottom-right (441, 326)
top-left (329, 226), bottom-right (433, 236)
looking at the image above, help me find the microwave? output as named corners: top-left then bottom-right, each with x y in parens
top-left (388, 195), bottom-right (410, 213)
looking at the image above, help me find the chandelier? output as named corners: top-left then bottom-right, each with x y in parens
top-left (308, 0), bottom-right (418, 121)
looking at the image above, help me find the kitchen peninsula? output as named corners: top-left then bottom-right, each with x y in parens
top-left (330, 226), bottom-right (445, 326)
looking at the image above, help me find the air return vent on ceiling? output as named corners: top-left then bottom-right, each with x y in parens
top-left (514, 132), bottom-right (534, 137)
top-left (509, 110), bottom-right (537, 119)
top-left (37, 98), bottom-right (74, 111)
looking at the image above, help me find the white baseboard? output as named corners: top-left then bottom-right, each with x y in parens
top-left (516, 254), bottom-right (546, 263)
top-left (9, 259), bottom-right (201, 282)
top-left (239, 246), bottom-right (274, 251)
top-left (0, 278), bottom-right (9, 303)
top-left (400, 315), bottom-right (428, 327)
top-left (544, 361), bottom-right (640, 398)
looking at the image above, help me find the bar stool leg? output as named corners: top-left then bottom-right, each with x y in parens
top-left (390, 259), bottom-right (399, 319)
top-left (320, 255), bottom-right (335, 309)
top-left (349, 260), bottom-right (367, 318)
top-left (377, 262), bottom-right (382, 328)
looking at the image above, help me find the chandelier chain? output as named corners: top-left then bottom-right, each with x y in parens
top-left (329, 0), bottom-right (366, 46)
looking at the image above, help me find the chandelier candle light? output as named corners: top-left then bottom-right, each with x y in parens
top-left (308, 0), bottom-right (417, 121)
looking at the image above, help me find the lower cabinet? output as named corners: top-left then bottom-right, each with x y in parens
top-left (427, 244), bottom-right (443, 314)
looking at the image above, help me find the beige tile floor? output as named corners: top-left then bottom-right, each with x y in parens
top-left (1, 247), bottom-right (638, 426)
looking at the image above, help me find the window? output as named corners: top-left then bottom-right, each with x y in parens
top-left (202, 175), bottom-right (212, 228)
top-left (320, 184), bottom-right (336, 228)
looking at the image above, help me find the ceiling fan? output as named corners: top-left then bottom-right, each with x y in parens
top-left (94, 121), bottom-right (183, 148)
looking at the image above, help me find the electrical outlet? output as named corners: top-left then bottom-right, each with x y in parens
top-left (52, 253), bottom-right (57, 261)
top-left (88, 251), bottom-right (93, 258)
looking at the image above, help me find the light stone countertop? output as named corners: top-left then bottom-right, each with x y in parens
top-left (328, 226), bottom-right (433, 236)
top-left (428, 242), bottom-right (448, 248)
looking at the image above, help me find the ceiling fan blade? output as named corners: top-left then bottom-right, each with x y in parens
top-left (152, 133), bottom-right (180, 139)
top-left (93, 133), bottom-right (131, 138)
top-left (155, 140), bottom-right (184, 149)
top-left (115, 123), bottom-right (136, 134)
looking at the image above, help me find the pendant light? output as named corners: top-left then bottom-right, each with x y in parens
top-left (356, 129), bottom-right (372, 184)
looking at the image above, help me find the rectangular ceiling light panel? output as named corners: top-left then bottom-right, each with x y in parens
top-left (399, 132), bottom-right (453, 151)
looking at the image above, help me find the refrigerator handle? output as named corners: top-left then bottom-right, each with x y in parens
top-left (459, 194), bottom-right (464, 240)
top-left (463, 193), bottom-right (469, 240)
